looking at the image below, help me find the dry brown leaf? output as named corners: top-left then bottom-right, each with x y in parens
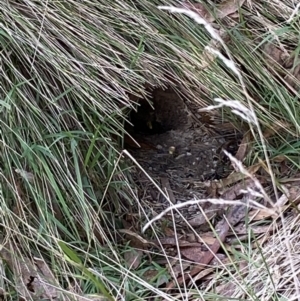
top-left (180, 0), bottom-right (244, 70)
top-left (120, 228), bottom-right (152, 270)
top-left (263, 42), bottom-right (300, 91)
top-left (235, 131), bottom-right (251, 162)
top-left (187, 206), bottom-right (218, 226)
top-left (167, 261), bottom-right (191, 278)
top-left (215, 260), bottom-right (249, 296)
top-left (143, 270), bottom-right (169, 286)
top-left (0, 243), bottom-right (59, 300)
top-left (119, 228), bottom-right (156, 249)
top-left (124, 249), bottom-right (143, 270)
top-left (232, 223), bottom-right (274, 235)
top-left (181, 0), bottom-right (246, 23)
top-left (263, 43), bottom-right (290, 71)
top-left (221, 178), bottom-right (257, 199)
top-left (263, 122), bottom-right (287, 139)
top-left (163, 227), bottom-right (175, 237)
top-left (186, 232), bottom-right (218, 245)
top-left (181, 1), bottom-right (212, 21)
top-left (192, 267), bottom-right (215, 282)
top-left (248, 207), bottom-right (284, 221)
top-left (285, 64), bottom-right (300, 90)
top-left (119, 229), bottom-right (149, 246)
top-left (216, 281), bottom-right (239, 297)
top-left (181, 246), bottom-right (206, 263)
top-left (160, 177), bottom-right (176, 204)
top-left (288, 185), bottom-right (300, 203)
top-left (216, 0), bottom-right (246, 19)
top-left (167, 195), bottom-right (250, 289)
top-left (157, 237), bottom-right (203, 248)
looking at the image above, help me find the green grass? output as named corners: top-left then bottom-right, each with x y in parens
top-left (0, 0), bottom-right (300, 300)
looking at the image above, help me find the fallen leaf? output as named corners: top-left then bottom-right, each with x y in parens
top-left (181, 0), bottom-right (246, 23)
top-left (181, 2), bottom-right (211, 21)
top-left (192, 267), bottom-right (215, 282)
top-left (263, 42), bottom-right (290, 71)
top-left (262, 42), bottom-right (300, 91)
top-left (263, 122), bottom-right (288, 139)
top-left (187, 206), bottom-right (218, 226)
top-left (158, 237), bottom-right (203, 248)
top-left (181, 246), bottom-right (206, 263)
top-left (119, 229), bottom-right (150, 246)
top-left (163, 227), bottom-right (175, 236)
top-left (216, 281), bottom-right (238, 297)
top-left (285, 64), bottom-right (300, 90)
top-left (186, 232), bottom-right (217, 245)
top-left (143, 270), bottom-right (168, 286)
top-left (167, 195), bottom-right (249, 289)
top-left (215, 259), bottom-right (249, 296)
top-left (216, 0), bottom-right (246, 20)
top-left (221, 178), bottom-right (257, 199)
top-left (248, 207), bottom-right (283, 221)
top-left (0, 242), bottom-right (59, 300)
top-left (160, 177), bottom-right (176, 204)
top-left (288, 185), bottom-right (300, 203)
top-left (235, 131), bottom-right (251, 162)
top-left (232, 223), bottom-right (274, 235)
top-left (124, 249), bottom-right (143, 270)
top-left (210, 253), bottom-right (228, 266)
top-left (168, 261), bottom-right (191, 278)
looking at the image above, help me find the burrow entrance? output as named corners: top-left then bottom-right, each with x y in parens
top-left (128, 88), bottom-right (189, 135)
top-left (125, 87), bottom-right (242, 203)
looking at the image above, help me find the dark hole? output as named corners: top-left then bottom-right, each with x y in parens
top-left (128, 87), bottom-right (188, 136)
top-left (130, 101), bottom-right (166, 135)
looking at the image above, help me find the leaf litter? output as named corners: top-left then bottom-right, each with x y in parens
top-left (121, 0), bottom-right (300, 295)
top-left (0, 238), bottom-right (110, 301)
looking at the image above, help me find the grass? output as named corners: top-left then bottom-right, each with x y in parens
top-left (0, 0), bottom-right (300, 300)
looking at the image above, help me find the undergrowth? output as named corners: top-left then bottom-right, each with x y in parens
top-left (0, 0), bottom-right (299, 300)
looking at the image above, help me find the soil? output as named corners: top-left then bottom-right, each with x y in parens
top-left (125, 87), bottom-right (242, 206)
